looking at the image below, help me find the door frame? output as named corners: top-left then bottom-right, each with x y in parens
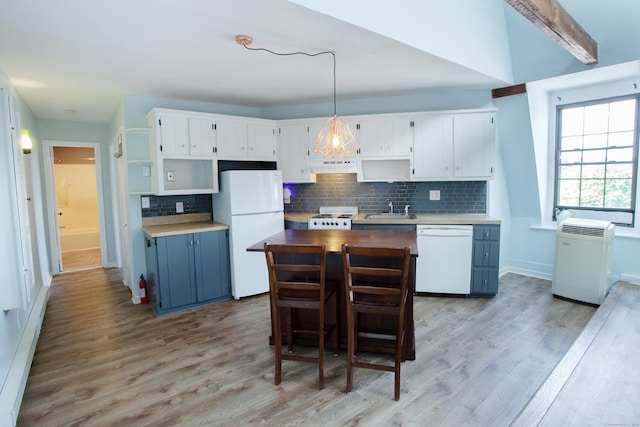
top-left (42, 140), bottom-right (107, 274)
top-left (111, 128), bottom-right (133, 290)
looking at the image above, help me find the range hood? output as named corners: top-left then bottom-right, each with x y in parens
top-left (308, 157), bottom-right (357, 174)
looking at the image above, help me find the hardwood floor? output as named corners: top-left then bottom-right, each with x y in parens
top-left (61, 248), bottom-right (102, 272)
top-left (513, 281), bottom-right (640, 426)
top-left (18, 270), bottom-right (595, 426)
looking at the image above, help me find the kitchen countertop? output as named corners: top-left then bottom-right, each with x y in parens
top-left (285, 213), bottom-right (501, 225)
top-left (143, 221), bottom-right (229, 237)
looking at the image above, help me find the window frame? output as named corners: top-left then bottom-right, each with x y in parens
top-left (553, 94), bottom-right (640, 227)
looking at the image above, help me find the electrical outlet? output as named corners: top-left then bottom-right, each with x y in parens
top-left (167, 171), bottom-right (174, 181)
top-left (176, 202), bottom-right (184, 213)
top-left (141, 197), bottom-right (150, 209)
top-left (429, 190), bottom-right (441, 201)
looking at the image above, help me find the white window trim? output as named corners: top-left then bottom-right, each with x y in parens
top-left (527, 60), bottom-right (640, 238)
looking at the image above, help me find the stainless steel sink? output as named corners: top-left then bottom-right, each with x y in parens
top-left (364, 213), bottom-right (417, 220)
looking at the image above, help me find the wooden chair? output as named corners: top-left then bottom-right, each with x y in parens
top-left (264, 242), bottom-right (338, 389)
top-left (341, 244), bottom-right (411, 400)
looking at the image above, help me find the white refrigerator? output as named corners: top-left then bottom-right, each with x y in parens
top-left (213, 170), bottom-right (284, 299)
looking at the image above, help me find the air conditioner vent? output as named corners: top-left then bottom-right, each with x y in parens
top-left (560, 224), bottom-right (605, 237)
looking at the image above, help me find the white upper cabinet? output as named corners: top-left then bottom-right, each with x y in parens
top-left (188, 116), bottom-right (217, 157)
top-left (215, 118), bottom-right (247, 158)
top-left (413, 114), bottom-right (454, 179)
top-left (412, 111), bottom-right (495, 181)
top-left (248, 121), bottom-right (277, 159)
top-left (150, 109), bottom-right (216, 158)
top-left (156, 112), bottom-right (190, 156)
top-left (216, 118), bottom-right (276, 160)
top-left (277, 122), bottom-right (315, 183)
top-left (453, 112), bottom-right (495, 178)
top-left (357, 115), bottom-right (413, 158)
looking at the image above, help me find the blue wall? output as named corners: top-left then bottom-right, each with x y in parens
top-left (498, 3), bottom-right (640, 282)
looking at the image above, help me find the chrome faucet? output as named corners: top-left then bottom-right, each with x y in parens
top-left (404, 205), bottom-right (411, 215)
top-left (388, 201), bottom-right (394, 214)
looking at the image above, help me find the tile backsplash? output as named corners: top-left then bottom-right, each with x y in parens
top-left (284, 174), bottom-right (486, 214)
top-left (141, 194), bottom-right (212, 217)
top-left (142, 174), bottom-right (486, 217)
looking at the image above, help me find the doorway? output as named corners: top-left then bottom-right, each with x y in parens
top-left (43, 141), bottom-right (107, 273)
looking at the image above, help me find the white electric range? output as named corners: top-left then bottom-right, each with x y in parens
top-left (307, 206), bottom-right (359, 230)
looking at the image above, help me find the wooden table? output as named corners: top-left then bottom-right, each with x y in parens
top-left (247, 229), bottom-right (418, 360)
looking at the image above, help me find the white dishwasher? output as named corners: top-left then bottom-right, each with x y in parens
top-left (416, 225), bottom-right (473, 294)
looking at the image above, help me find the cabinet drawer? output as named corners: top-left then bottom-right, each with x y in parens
top-left (471, 268), bottom-right (499, 295)
top-left (473, 225), bottom-right (500, 241)
top-left (473, 241), bottom-right (499, 267)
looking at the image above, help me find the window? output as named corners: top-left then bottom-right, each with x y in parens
top-left (554, 95), bottom-right (639, 226)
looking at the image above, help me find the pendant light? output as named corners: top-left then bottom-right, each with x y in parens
top-left (236, 35), bottom-right (358, 158)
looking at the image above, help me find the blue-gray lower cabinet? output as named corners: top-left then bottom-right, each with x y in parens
top-left (470, 225), bottom-right (500, 296)
top-left (145, 230), bottom-right (232, 316)
top-left (284, 220), bottom-right (308, 230)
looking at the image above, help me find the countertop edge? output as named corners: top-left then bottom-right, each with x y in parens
top-left (143, 221), bottom-right (229, 237)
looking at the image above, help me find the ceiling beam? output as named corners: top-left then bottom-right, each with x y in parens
top-left (492, 83), bottom-right (527, 99)
top-left (505, 0), bottom-right (598, 64)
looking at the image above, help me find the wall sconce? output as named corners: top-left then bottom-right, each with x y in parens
top-left (21, 129), bottom-right (33, 154)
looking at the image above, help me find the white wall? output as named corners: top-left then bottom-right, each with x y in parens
top-left (291, 0), bottom-right (514, 83)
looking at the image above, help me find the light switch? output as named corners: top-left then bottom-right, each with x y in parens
top-left (141, 197), bottom-right (150, 209)
top-left (142, 166), bottom-right (151, 177)
top-left (176, 202), bottom-right (184, 213)
top-left (429, 190), bottom-right (441, 201)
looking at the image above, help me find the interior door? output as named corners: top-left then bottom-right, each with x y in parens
top-left (46, 145), bottom-right (64, 272)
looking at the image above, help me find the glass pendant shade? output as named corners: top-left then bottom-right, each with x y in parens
top-left (314, 115), bottom-right (358, 158)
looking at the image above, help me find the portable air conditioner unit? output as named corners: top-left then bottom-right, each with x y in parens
top-left (552, 218), bottom-right (615, 305)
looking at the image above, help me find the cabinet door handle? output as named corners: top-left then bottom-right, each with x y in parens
top-left (195, 240), bottom-right (200, 246)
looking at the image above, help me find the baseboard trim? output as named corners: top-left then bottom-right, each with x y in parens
top-left (0, 286), bottom-right (49, 427)
top-left (501, 266), bottom-right (552, 281)
top-left (619, 273), bottom-right (640, 285)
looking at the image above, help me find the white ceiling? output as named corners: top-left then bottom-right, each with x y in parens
top-left (0, 0), bottom-right (511, 123)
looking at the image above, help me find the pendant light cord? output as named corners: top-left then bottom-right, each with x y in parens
top-left (241, 45), bottom-right (337, 116)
